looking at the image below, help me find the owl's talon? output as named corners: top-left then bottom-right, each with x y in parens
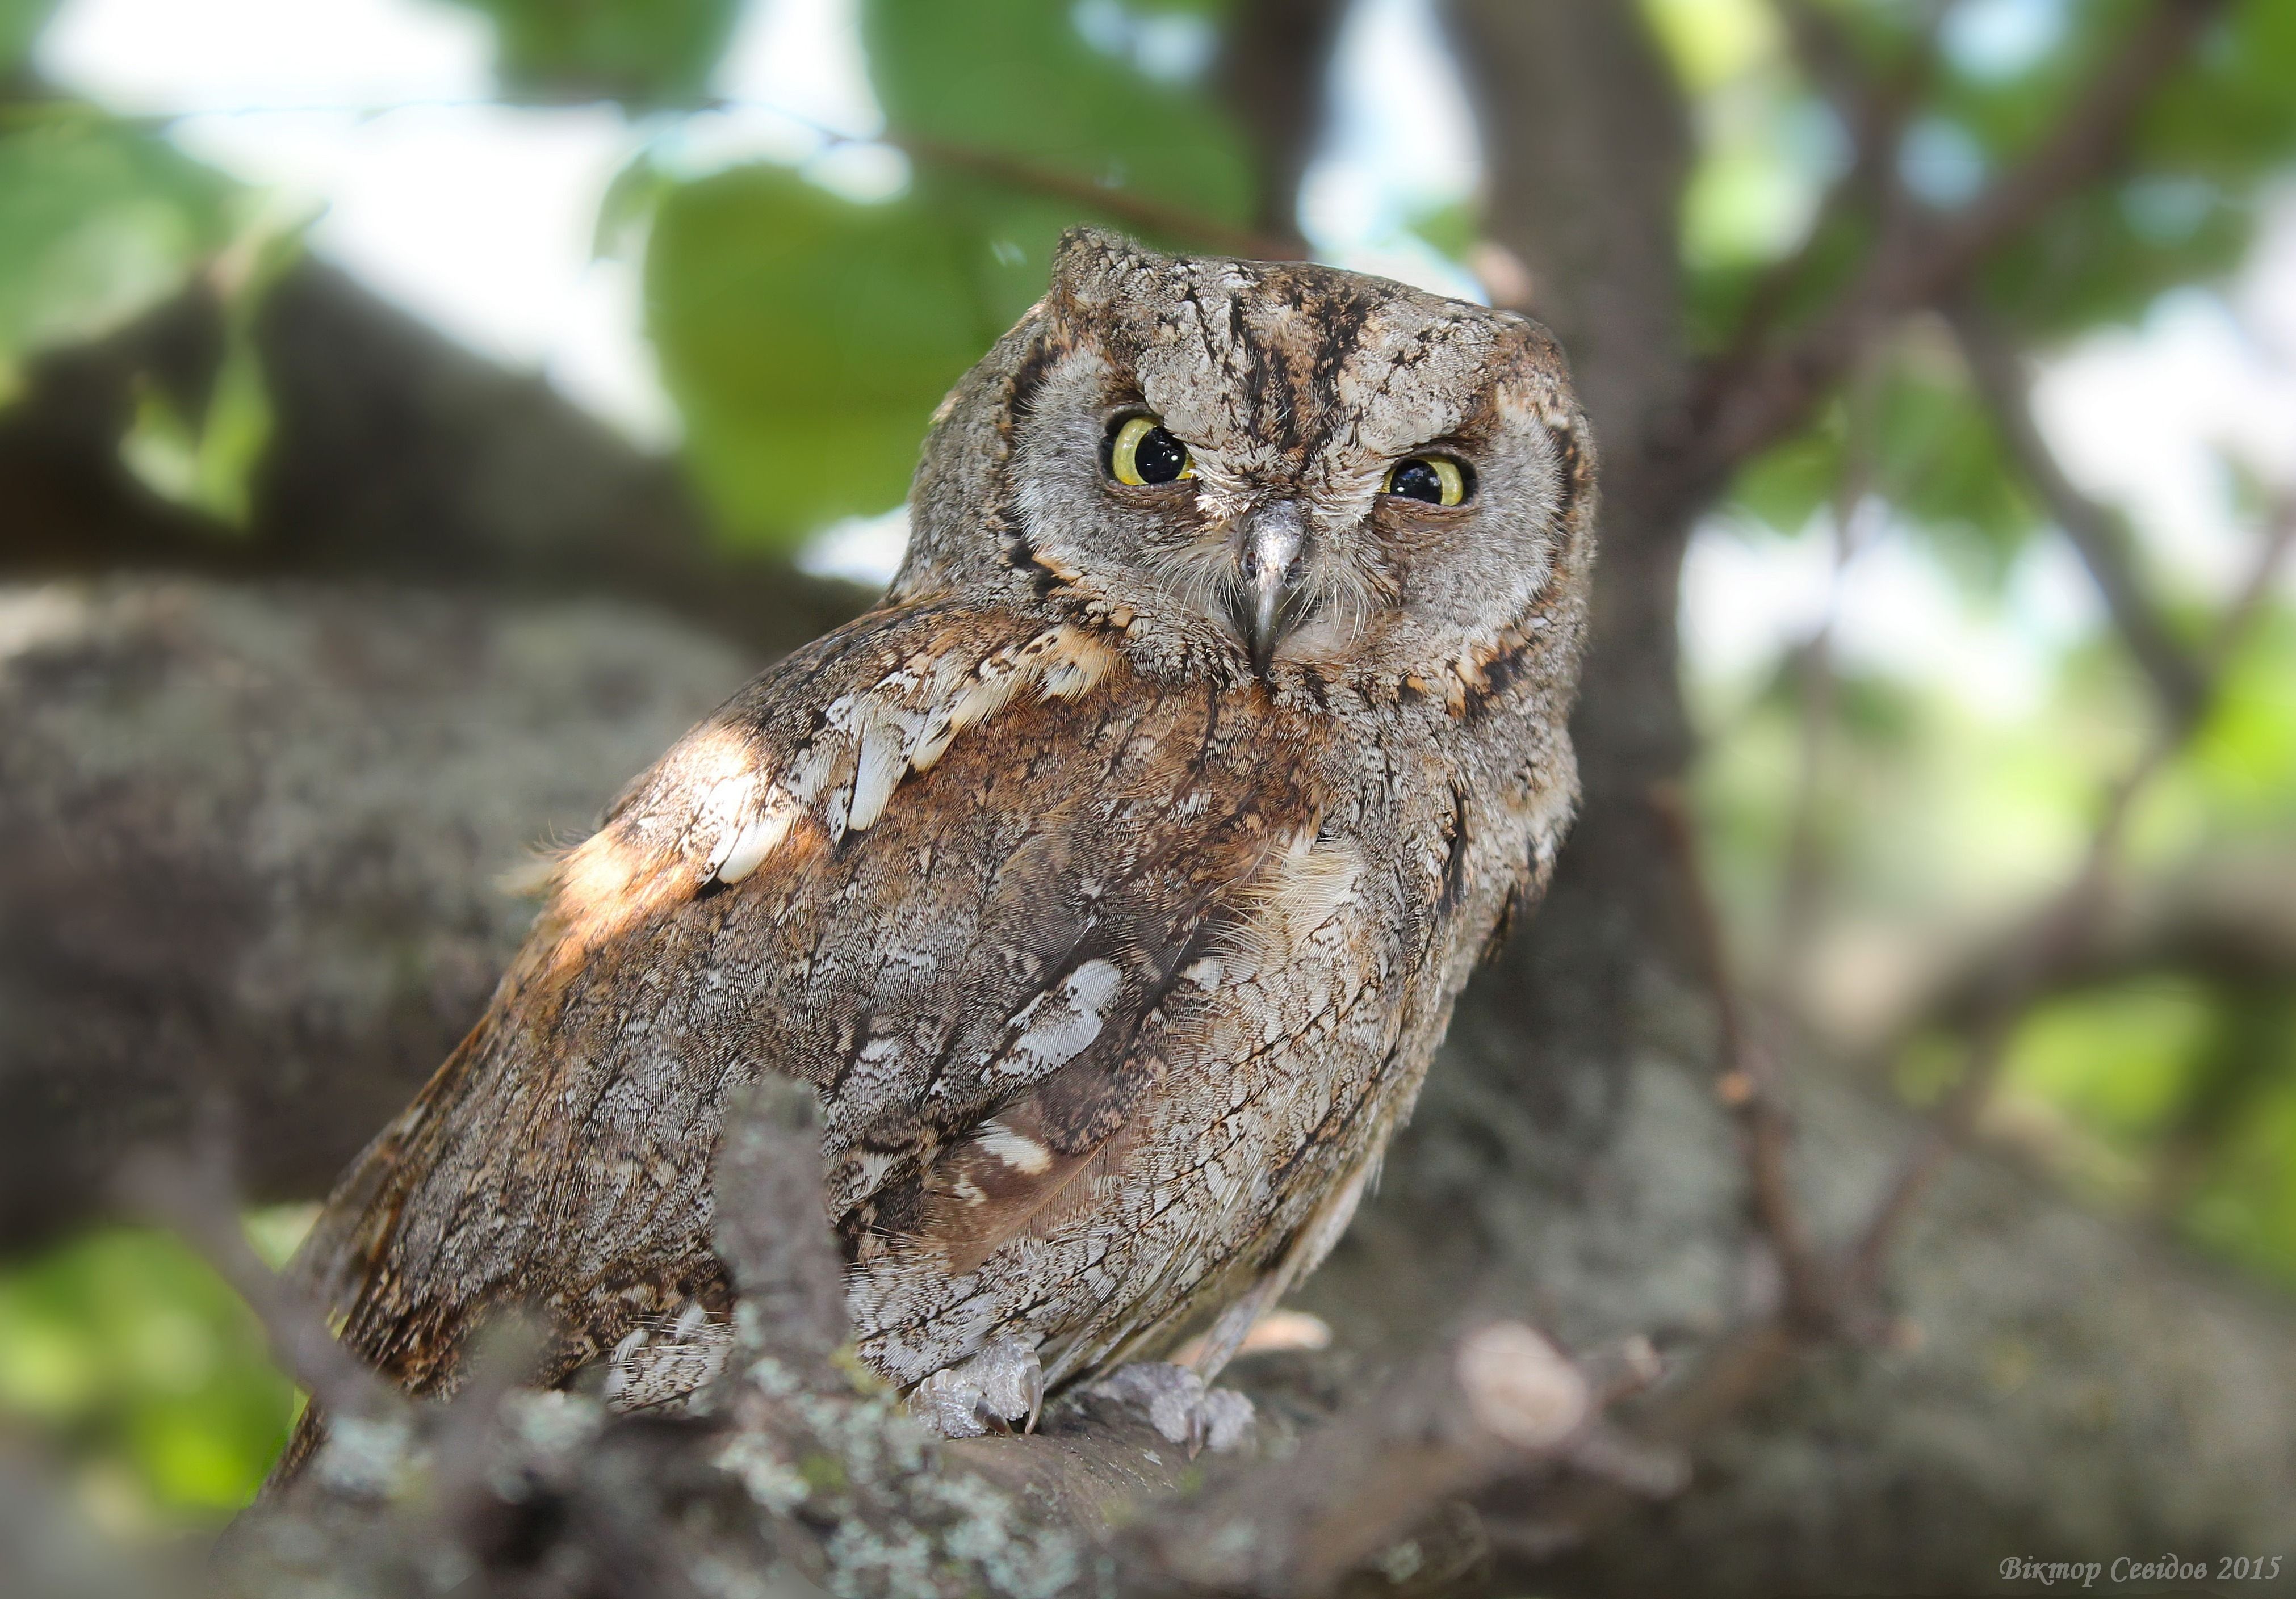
top-left (909, 1334), bottom-right (1044, 1439)
top-left (1087, 1361), bottom-right (1255, 1454)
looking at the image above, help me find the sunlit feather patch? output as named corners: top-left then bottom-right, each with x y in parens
top-left (713, 794), bottom-right (798, 884)
top-left (703, 624), bottom-right (1118, 883)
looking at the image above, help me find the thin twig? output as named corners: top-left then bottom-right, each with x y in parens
top-left (1649, 782), bottom-right (1835, 1334)
top-left (884, 131), bottom-right (1303, 261)
top-left (0, 94), bottom-right (1303, 263)
top-left (1774, 347), bottom-right (1887, 980)
top-left (422, 1313), bottom-right (550, 1526)
top-left (1123, 1321), bottom-right (1670, 1597)
top-left (115, 1140), bottom-right (400, 1427)
top-left (685, 93), bottom-right (1304, 261)
top-left (1846, 496), bottom-right (2295, 1289)
top-left (1711, 1), bottom-right (1940, 381)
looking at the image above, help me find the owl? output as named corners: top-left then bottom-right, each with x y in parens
top-left (280, 227), bottom-right (1594, 1463)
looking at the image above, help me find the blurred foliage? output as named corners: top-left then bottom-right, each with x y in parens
top-left (1681, 0), bottom-right (2296, 571)
top-left (2157, 611), bottom-right (2296, 837)
top-left (0, 111), bottom-right (241, 397)
top-left (1673, 1), bottom-right (2296, 1299)
top-left (448, 0), bottom-right (740, 106)
top-left (649, 163), bottom-right (1013, 534)
top-left (0, 0), bottom-right (61, 77)
top-left (2181, 996), bottom-right (2296, 1285)
top-left (0, 94), bottom-right (287, 519)
top-left (648, 0), bottom-right (1253, 542)
top-left (0, 1209), bottom-right (309, 1533)
top-left (1700, 579), bottom-right (2296, 1298)
top-left (1730, 330), bottom-right (2039, 592)
top-left (117, 220), bottom-right (301, 527)
top-left (1995, 979), bottom-right (2296, 1290)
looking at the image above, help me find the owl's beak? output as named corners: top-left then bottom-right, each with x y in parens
top-left (1235, 502), bottom-right (1308, 674)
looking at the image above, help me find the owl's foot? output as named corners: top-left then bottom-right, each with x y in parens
top-left (908, 1335), bottom-right (1045, 1439)
top-left (1087, 1362), bottom-right (1254, 1453)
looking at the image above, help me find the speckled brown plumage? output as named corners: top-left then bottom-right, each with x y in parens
top-left (281, 227), bottom-right (1595, 1464)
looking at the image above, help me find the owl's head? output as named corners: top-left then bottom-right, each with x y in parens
top-left (898, 228), bottom-right (1594, 693)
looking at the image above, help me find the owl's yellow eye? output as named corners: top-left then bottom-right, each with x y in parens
top-left (1107, 414), bottom-right (1194, 485)
top-left (1383, 455), bottom-right (1469, 507)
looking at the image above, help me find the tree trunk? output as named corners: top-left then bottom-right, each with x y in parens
top-left (0, 577), bottom-right (755, 1248)
top-left (1324, 0), bottom-right (1710, 1360)
top-left (0, 258), bottom-right (868, 652)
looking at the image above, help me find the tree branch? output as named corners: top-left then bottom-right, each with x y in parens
top-left (885, 130), bottom-right (1304, 261)
top-left (1694, 0), bottom-right (2226, 482)
top-left (118, 1140), bottom-right (401, 1431)
top-left (1649, 783), bottom-right (1836, 1336)
top-left (0, 577), bottom-right (760, 1250)
top-left (1122, 1325), bottom-right (1669, 1598)
top-left (1946, 295), bottom-right (2209, 727)
top-left (1773, 347), bottom-right (1886, 980)
top-left (1899, 849), bottom-right (2296, 1038)
top-left (1215, 0), bottom-right (1346, 244)
top-left (1848, 493), bottom-right (2295, 1289)
top-left (1710, 1), bottom-right (1940, 380)
top-left (205, 1088), bottom-right (1686, 1599)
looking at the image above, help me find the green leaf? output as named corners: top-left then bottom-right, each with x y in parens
top-left (863, 0), bottom-right (1255, 232)
top-left (648, 165), bottom-right (1003, 543)
top-left (1725, 333), bottom-right (2035, 587)
top-left (115, 220), bottom-right (300, 528)
top-left (0, 0), bottom-right (61, 77)
top-left (118, 333), bottom-right (271, 526)
top-left (0, 111), bottom-right (241, 380)
top-left (0, 1218), bottom-right (300, 1524)
top-left (646, 1), bottom-right (1258, 546)
top-left (447, 0), bottom-right (740, 106)
top-left (1729, 425), bottom-right (1839, 535)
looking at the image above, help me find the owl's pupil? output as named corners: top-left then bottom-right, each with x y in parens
top-left (1132, 426), bottom-right (1188, 484)
top-left (1390, 460), bottom-right (1445, 503)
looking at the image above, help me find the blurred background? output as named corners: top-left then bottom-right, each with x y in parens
top-left (1, 0), bottom-right (2292, 1573)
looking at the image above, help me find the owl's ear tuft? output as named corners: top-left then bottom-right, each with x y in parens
top-left (1050, 226), bottom-right (1165, 308)
top-left (1052, 224), bottom-right (1146, 266)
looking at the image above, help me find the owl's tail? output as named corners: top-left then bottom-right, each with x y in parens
top-left (258, 1018), bottom-right (496, 1495)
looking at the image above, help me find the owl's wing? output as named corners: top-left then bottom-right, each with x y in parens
top-left (292, 597), bottom-right (1331, 1392)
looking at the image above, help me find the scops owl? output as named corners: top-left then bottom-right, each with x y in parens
top-left (282, 226), bottom-right (1595, 1460)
